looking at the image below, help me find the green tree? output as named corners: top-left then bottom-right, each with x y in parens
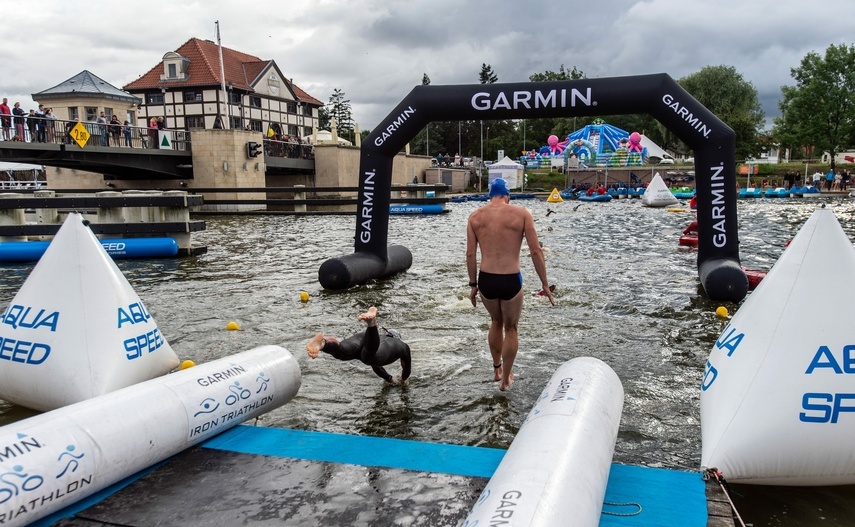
top-left (529, 64), bottom-right (584, 83)
top-left (479, 63), bottom-right (498, 84)
top-left (411, 73), bottom-right (433, 155)
top-left (678, 66), bottom-right (765, 161)
top-left (326, 88), bottom-right (355, 142)
top-left (774, 43), bottom-right (855, 170)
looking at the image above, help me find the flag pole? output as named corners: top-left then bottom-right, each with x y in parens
top-left (216, 21), bottom-right (229, 129)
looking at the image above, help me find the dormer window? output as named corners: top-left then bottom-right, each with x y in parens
top-left (160, 52), bottom-right (189, 81)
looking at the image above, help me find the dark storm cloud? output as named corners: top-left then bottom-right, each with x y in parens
top-left (2, 0), bottom-right (852, 133)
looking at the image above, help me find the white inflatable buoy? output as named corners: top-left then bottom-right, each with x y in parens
top-left (0, 213), bottom-right (179, 411)
top-left (641, 173), bottom-right (679, 207)
top-left (0, 345), bottom-right (301, 526)
top-left (702, 207), bottom-right (855, 485)
top-left (464, 357), bottom-right (623, 526)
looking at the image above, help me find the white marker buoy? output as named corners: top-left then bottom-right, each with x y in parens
top-left (464, 357), bottom-right (624, 526)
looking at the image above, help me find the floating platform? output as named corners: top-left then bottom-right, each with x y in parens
top-left (37, 425), bottom-right (725, 527)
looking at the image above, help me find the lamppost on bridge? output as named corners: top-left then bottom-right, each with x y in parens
top-left (160, 88), bottom-right (166, 127)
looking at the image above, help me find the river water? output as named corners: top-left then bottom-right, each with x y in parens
top-left (2, 196), bottom-right (855, 526)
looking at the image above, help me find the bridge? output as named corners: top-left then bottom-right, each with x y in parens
top-left (0, 118), bottom-right (314, 180)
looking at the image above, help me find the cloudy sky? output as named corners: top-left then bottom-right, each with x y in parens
top-left (3, 0), bottom-right (852, 133)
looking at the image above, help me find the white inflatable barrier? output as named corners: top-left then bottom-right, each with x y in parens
top-left (641, 173), bottom-right (679, 207)
top-left (464, 357), bottom-right (624, 527)
top-left (702, 207), bottom-right (855, 485)
top-left (0, 213), bottom-right (180, 411)
top-left (0, 345), bottom-right (301, 526)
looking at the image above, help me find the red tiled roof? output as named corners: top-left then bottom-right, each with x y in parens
top-left (293, 84), bottom-right (323, 106)
top-left (123, 37), bottom-right (323, 106)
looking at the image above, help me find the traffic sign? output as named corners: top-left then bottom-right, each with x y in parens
top-left (70, 122), bottom-right (90, 148)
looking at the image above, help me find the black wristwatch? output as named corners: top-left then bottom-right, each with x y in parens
top-left (469, 281), bottom-right (478, 287)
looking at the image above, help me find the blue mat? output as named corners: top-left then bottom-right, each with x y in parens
top-left (204, 425), bottom-right (707, 526)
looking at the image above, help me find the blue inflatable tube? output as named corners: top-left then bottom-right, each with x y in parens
top-left (0, 237), bottom-right (179, 262)
top-left (389, 204), bottom-right (444, 215)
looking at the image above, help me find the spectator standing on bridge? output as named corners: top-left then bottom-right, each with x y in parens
top-left (96, 112), bottom-right (109, 146)
top-left (0, 98), bottom-right (11, 140)
top-left (12, 103), bottom-right (25, 140)
top-left (148, 117), bottom-right (158, 149)
top-left (33, 105), bottom-right (46, 143)
top-left (110, 115), bottom-right (122, 146)
top-left (45, 108), bottom-right (57, 143)
top-left (123, 121), bottom-right (132, 147)
top-left (26, 110), bottom-right (37, 142)
top-left (826, 169), bottom-right (835, 192)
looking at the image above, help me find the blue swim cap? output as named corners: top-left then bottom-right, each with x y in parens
top-left (489, 178), bottom-right (510, 197)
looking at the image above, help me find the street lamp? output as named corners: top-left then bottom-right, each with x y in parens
top-left (486, 126), bottom-right (490, 160)
top-left (160, 87), bottom-right (166, 127)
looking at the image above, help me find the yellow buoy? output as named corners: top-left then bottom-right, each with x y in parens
top-left (667, 208), bottom-right (686, 213)
top-left (715, 306), bottom-right (729, 318)
top-left (546, 188), bottom-right (564, 203)
top-left (226, 321), bottom-right (241, 331)
top-left (300, 291), bottom-right (310, 303)
top-left (179, 360), bottom-right (196, 370)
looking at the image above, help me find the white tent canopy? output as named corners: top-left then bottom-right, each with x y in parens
top-left (311, 130), bottom-right (353, 146)
top-left (488, 156), bottom-right (524, 189)
top-left (639, 134), bottom-right (668, 160)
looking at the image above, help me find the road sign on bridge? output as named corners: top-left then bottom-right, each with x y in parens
top-left (70, 122), bottom-right (90, 148)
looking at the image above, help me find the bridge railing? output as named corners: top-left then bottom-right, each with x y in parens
top-left (262, 138), bottom-right (314, 160)
top-left (3, 116), bottom-right (190, 151)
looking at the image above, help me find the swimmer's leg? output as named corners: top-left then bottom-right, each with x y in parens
top-left (306, 333), bottom-right (325, 358)
top-left (399, 345), bottom-right (411, 382)
top-left (357, 306), bottom-right (378, 326)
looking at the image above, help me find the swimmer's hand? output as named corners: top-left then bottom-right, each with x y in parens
top-left (541, 287), bottom-right (556, 306)
top-left (469, 285), bottom-right (478, 307)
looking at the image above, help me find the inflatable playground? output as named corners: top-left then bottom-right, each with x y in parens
top-left (519, 119), bottom-right (666, 170)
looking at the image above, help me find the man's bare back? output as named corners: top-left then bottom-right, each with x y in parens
top-left (466, 203), bottom-right (528, 274)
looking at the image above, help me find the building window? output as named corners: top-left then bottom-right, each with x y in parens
top-left (68, 107), bottom-right (79, 121)
top-left (168, 64), bottom-right (177, 78)
top-left (183, 92), bottom-right (202, 102)
top-left (185, 116), bottom-right (205, 129)
top-left (147, 93), bottom-right (164, 104)
top-left (228, 92), bottom-right (241, 104)
top-left (85, 107), bottom-right (98, 122)
top-left (105, 108), bottom-right (114, 119)
top-left (250, 120), bottom-right (262, 132)
top-left (287, 102), bottom-right (297, 114)
top-left (303, 126), bottom-right (312, 138)
top-left (249, 97), bottom-right (262, 108)
top-left (230, 116), bottom-right (243, 130)
top-left (288, 125), bottom-right (297, 136)
top-left (303, 105), bottom-right (312, 116)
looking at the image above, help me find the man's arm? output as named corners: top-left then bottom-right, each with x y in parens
top-left (371, 365), bottom-right (393, 383)
top-left (523, 210), bottom-right (555, 306)
top-left (466, 217), bottom-right (479, 307)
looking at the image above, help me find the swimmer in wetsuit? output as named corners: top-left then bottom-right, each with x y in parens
top-left (305, 307), bottom-right (411, 385)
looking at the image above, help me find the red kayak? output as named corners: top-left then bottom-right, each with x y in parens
top-left (679, 234), bottom-right (698, 247)
top-left (742, 267), bottom-right (767, 290)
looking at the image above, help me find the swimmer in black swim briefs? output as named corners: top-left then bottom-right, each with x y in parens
top-left (306, 307), bottom-right (411, 384)
top-left (478, 271), bottom-right (523, 300)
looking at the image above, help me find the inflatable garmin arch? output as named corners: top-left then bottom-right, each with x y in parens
top-left (0, 214), bottom-right (179, 411)
top-left (318, 74), bottom-right (748, 302)
top-left (702, 207), bottom-right (855, 485)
